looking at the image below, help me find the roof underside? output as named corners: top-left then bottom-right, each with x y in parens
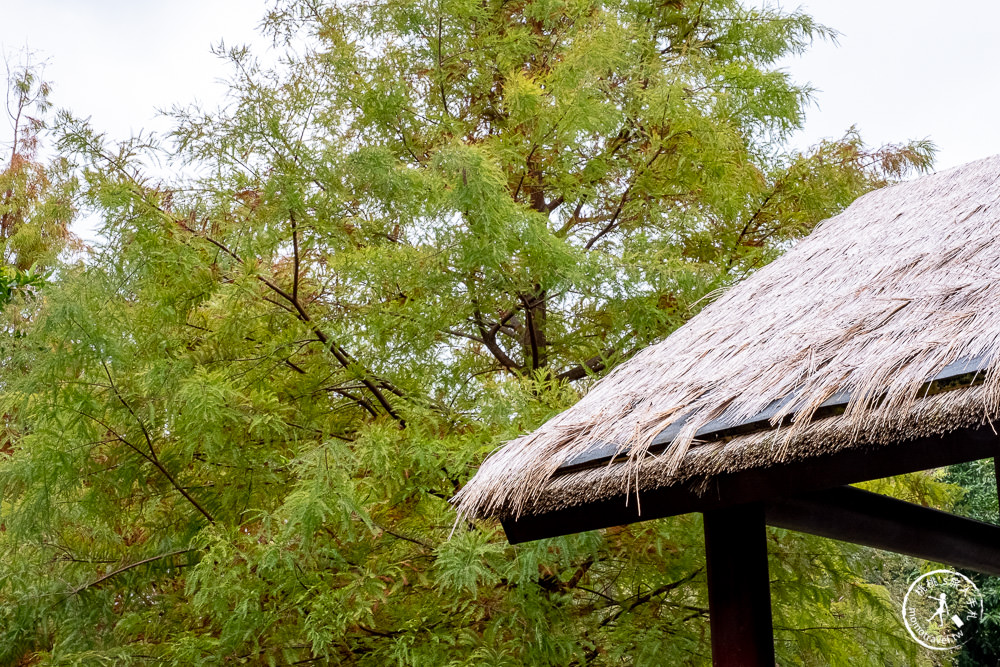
top-left (455, 155), bottom-right (1000, 521)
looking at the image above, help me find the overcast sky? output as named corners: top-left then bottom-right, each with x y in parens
top-left (778, 1), bottom-right (1000, 170)
top-left (0, 0), bottom-right (269, 144)
top-left (1, 1), bottom-right (997, 172)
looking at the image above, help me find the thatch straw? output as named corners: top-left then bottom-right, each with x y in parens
top-left (454, 154), bottom-right (1000, 521)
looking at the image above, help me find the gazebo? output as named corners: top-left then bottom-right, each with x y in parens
top-left (454, 156), bottom-right (1000, 665)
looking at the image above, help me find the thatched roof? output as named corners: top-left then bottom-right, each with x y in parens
top-left (455, 155), bottom-right (1000, 522)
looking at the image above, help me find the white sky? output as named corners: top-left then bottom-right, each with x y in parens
top-left (0, 0), bottom-right (997, 172)
top-left (772, 0), bottom-right (1000, 170)
top-left (0, 0), bottom-right (270, 146)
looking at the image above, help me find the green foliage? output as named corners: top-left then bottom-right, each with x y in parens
top-left (944, 460), bottom-right (1000, 665)
top-left (0, 1), bottom-right (947, 664)
top-left (0, 264), bottom-right (45, 308)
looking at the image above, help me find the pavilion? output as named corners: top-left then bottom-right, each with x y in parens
top-left (454, 155), bottom-right (1000, 665)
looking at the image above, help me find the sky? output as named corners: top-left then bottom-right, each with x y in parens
top-left (768, 0), bottom-right (1000, 170)
top-left (1, 1), bottom-right (998, 173)
top-left (0, 0), bottom-right (270, 145)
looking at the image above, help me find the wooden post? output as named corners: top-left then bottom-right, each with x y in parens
top-left (703, 503), bottom-right (774, 667)
top-left (994, 455), bottom-right (1000, 524)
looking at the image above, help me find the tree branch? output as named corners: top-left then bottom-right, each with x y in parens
top-left (518, 292), bottom-right (540, 370)
top-left (437, 16), bottom-right (451, 118)
top-left (472, 306), bottom-right (522, 372)
top-left (290, 210), bottom-right (301, 302)
top-left (599, 568), bottom-right (702, 627)
top-left (584, 146), bottom-right (665, 250)
top-left (101, 361), bottom-right (216, 524)
top-left (553, 346), bottom-right (621, 382)
top-left (69, 548), bottom-right (196, 596)
top-left (173, 217), bottom-right (406, 427)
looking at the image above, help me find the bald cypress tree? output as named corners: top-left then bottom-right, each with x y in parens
top-left (0, 1), bottom-right (943, 663)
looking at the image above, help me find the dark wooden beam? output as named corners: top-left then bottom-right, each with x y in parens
top-left (502, 426), bottom-right (1000, 544)
top-left (765, 485), bottom-right (1000, 576)
top-left (704, 503), bottom-right (775, 666)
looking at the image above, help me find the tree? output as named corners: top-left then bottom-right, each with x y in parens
top-left (0, 55), bottom-right (73, 310)
top-left (0, 0), bottom-right (942, 663)
top-left (942, 461), bottom-right (1000, 665)
top-left (0, 57), bottom-right (74, 467)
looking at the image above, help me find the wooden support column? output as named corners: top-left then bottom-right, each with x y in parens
top-left (703, 503), bottom-right (774, 667)
top-left (994, 455), bottom-right (1000, 524)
